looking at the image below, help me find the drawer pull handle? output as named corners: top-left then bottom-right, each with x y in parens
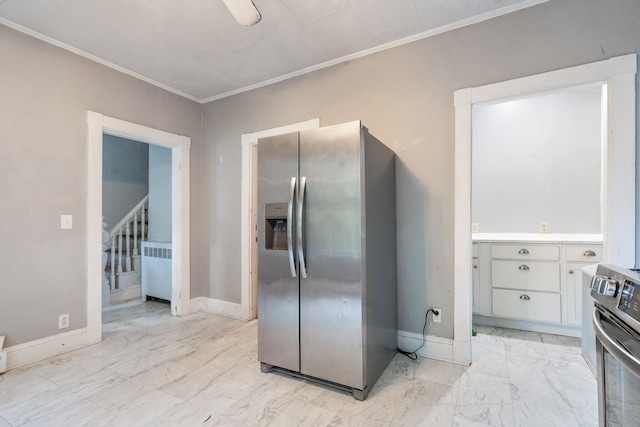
top-left (583, 250), bottom-right (597, 257)
top-left (519, 265), bottom-right (530, 271)
top-left (518, 248), bottom-right (530, 255)
top-left (569, 269), bottom-right (574, 274)
top-left (473, 264), bottom-right (478, 269)
top-left (520, 294), bottom-right (531, 301)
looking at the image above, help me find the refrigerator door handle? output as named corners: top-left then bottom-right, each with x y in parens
top-left (297, 176), bottom-right (307, 278)
top-left (287, 176), bottom-right (297, 278)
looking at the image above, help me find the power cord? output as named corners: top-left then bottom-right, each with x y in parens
top-left (398, 308), bottom-right (439, 360)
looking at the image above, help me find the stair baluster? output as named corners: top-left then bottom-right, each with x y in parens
top-left (133, 212), bottom-right (138, 257)
top-left (117, 228), bottom-right (123, 275)
top-left (125, 221), bottom-right (132, 272)
top-left (104, 195), bottom-right (148, 304)
top-left (141, 204), bottom-right (146, 244)
top-left (110, 239), bottom-right (116, 290)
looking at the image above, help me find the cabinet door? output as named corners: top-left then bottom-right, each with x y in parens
top-left (473, 259), bottom-right (480, 314)
top-left (492, 289), bottom-right (561, 323)
top-left (565, 245), bottom-right (602, 263)
top-left (566, 262), bottom-right (585, 326)
top-left (491, 244), bottom-right (560, 261)
top-left (492, 260), bottom-right (560, 292)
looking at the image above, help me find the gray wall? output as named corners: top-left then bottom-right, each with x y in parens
top-left (472, 88), bottom-right (602, 234)
top-left (201, 0), bottom-right (640, 339)
top-left (102, 135), bottom-right (149, 229)
top-left (0, 24), bottom-right (202, 347)
top-left (148, 144), bottom-right (172, 242)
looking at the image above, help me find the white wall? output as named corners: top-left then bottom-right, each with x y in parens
top-left (148, 144), bottom-right (172, 242)
top-left (102, 135), bottom-right (149, 229)
top-left (472, 87), bottom-right (602, 233)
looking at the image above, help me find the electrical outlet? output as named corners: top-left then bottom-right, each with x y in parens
top-left (58, 313), bottom-right (69, 329)
top-left (432, 308), bottom-right (442, 323)
top-left (472, 223), bottom-right (479, 233)
top-left (540, 222), bottom-right (549, 233)
top-left (60, 215), bottom-right (73, 230)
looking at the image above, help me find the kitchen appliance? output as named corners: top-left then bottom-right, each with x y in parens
top-left (257, 121), bottom-right (397, 400)
top-left (582, 263), bottom-right (598, 375)
top-left (590, 264), bottom-right (640, 426)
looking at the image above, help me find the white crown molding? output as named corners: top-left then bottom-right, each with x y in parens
top-left (1, 0), bottom-right (549, 104)
top-left (201, 0), bottom-right (550, 103)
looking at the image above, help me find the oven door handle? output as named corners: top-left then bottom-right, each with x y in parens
top-left (593, 308), bottom-right (640, 377)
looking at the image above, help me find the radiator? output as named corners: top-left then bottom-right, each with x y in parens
top-left (141, 241), bottom-right (172, 301)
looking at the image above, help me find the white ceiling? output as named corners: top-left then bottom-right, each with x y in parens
top-left (0, 0), bottom-right (547, 102)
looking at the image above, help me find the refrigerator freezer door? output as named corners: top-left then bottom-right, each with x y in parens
top-left (258, 131), bottom-right (300, 373)
top-left (299, 121), bottom-right (365, 389)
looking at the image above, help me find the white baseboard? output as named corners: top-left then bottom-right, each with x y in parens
top-left (397, 330), bottom-right (461, 363)
top-left (473, 315), bottom-right (581, 338)
top-left (5, 328), bottom-right (89, 371)
top-left (191, 297), bottom-right (248, 321)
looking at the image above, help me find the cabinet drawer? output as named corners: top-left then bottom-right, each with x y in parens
top-left (565, 245), bottom-right (602, 262)
top-left (472, 243), bottom-right (479, 258)
top-left (492, 289), bottom-right (561, 323)
top-left (491, 260), bottom-right (560, 292)
top-left (491, 244), bottom-right (559, 261)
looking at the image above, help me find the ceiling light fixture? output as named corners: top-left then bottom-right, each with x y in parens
top-left (222, 0), bottom-right (261, 26)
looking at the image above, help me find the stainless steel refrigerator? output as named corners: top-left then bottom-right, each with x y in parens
top-left (257, 121), bottom-right (397, 400)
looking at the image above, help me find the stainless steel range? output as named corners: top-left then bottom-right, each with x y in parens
top-left (591, 264), bottom-right (640, 426)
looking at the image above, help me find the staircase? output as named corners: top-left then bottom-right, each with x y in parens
top-left (102, 196), bottom-right (149, 306)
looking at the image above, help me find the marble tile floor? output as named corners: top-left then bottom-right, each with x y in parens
top-left (0, 301), bottom-right (598, 426)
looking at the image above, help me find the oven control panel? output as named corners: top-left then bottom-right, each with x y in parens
top-left (618, 280), bottom-right (640, 322)
top-left (592, 264), bottom-right (640, 334)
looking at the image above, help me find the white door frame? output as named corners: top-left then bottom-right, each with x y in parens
top-left (240, 118), bottom-right (320, 321)
top-left (86, 111), bottom-right (191, 344)
top-left (452, 54), bottom-right (637, 364)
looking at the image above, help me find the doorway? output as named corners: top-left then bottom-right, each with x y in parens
top-left (470, 84), bottom-right (604, 335)
top-left (102, 136), bottom-right (173, 307)
top-left (86, 112), bottom-right (191, 345)
top-left (240, 118), bottom-right (320, 321)
top-left (452, 54), bottom-right (637, 364)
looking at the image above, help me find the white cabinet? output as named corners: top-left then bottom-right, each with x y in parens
top-left (472, 244), bottom-right (480, 314)
top-left (564, 245), bottom-right (602, 326)
top-left (473, 243), bottom-right (493, 316)
top-left (473, 238), bottom-right (602, 336)
top-left (490, 243), bottom-right (561, 324)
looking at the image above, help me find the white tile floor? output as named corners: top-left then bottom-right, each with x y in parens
top-left (0, 301), bottom-right (598, 426)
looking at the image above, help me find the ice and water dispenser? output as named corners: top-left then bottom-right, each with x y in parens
top-left (264, 203), bottom-right (289, 250)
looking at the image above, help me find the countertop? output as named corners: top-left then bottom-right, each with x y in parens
top-left (472, 233), bottom-right (603, 244)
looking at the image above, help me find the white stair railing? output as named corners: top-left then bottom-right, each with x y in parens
top-left (104, 195), bottom-right (149, 290)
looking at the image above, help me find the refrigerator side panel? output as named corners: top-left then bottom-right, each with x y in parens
top-left (363, 130), bottom-right (397, 390)
top-left (257, 132), bottom-right (300, 373)
top-left (299, 121), bottom-right (365, 389)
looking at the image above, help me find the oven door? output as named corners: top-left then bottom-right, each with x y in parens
top-left (593, 306), bottom-right (640, 426)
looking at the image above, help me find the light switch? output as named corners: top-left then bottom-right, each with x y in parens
top-left (61, 215), bottom-right (73, 230)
